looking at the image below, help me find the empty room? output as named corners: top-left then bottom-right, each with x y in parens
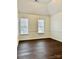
top-left (17, 0), bottom-right (62, 59)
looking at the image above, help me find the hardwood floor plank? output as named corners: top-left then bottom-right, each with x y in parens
top-left (17, 38), bottom-right (62, 59)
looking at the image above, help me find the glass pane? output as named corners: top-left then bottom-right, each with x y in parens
top-left (38, 19), bottom-right (44, 33)
top-left (19, 18), bottom-right (29, 34)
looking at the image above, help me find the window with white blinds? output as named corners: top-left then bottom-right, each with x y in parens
top-left (38, 19), bottom-right (44, 33)
top-left (19, 18), bottom-right (29, 34)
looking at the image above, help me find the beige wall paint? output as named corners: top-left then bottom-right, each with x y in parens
top-left (18, 13), bottom-right (51, 40)
top-left (51, 12), bottom-right (62, 42)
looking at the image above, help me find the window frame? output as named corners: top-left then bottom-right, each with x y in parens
top-left (19, 18), bottom-right (29, 35)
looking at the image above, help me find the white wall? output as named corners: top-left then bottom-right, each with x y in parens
top-left (51, 12), bottom-right (62, 42)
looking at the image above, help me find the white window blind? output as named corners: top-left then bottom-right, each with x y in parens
top-left (19, 18), bottom-right (29, 34)
top-left (38, 19), bottom-right (44, 33)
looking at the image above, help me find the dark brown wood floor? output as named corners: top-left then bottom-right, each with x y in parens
top-left (17, 38), bottom-right (62, 59)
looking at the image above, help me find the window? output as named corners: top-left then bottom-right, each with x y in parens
top-left (38, 19), bottom-right (44, 33)
top-left (19, 18), bottom-right (29, 34)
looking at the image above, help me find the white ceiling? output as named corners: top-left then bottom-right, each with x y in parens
top-left (18, 0), bottom-right (62, 15)
top-left (18, 0), bottom-right (51, 3)
top-left (48, 0), bottom-right (62, 15)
